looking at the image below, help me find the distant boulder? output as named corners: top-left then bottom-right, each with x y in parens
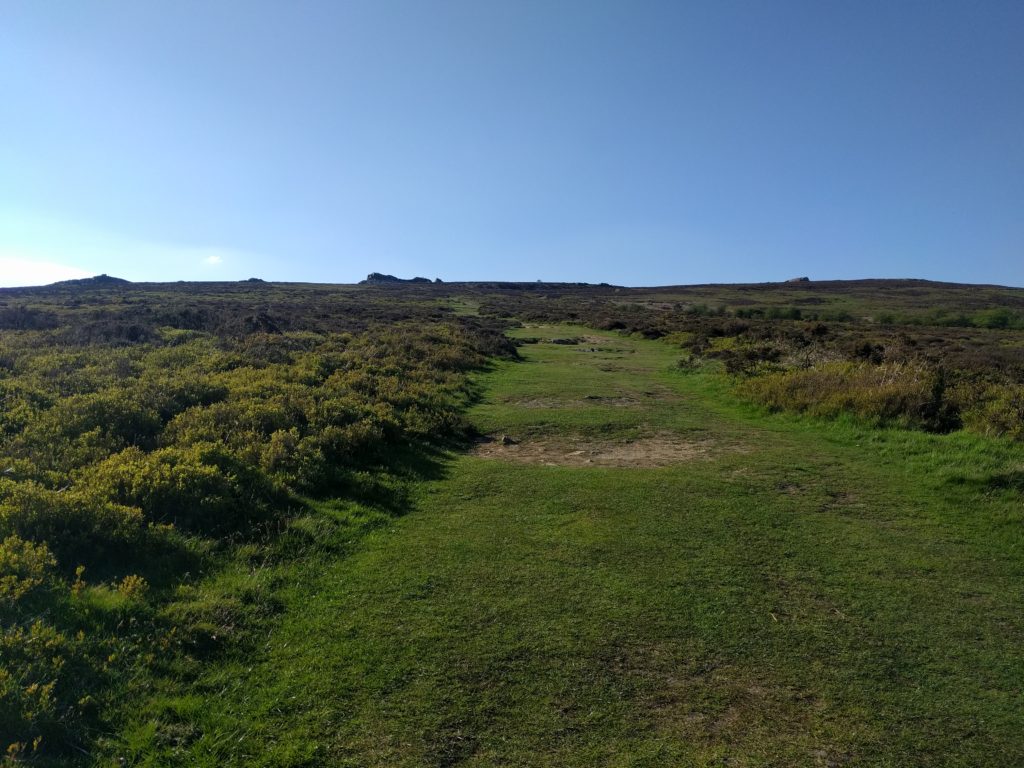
top-left (360, 272), bottom-right (436, 285)
top-left (362, 272), bottom-right (402, 283)
top-left (786, 276), bottom-right (811, 283)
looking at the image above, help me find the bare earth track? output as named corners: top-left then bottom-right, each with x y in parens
top-left (472, 433), bottom-right (720, 467)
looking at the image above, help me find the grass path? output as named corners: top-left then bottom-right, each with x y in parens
top-left (142, 326), bottom-right (1024, 767)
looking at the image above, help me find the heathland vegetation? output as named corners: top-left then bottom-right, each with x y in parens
top-left (1, 277), bottom-right (1022, 765)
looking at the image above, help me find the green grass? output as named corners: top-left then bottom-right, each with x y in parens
top-left (446, 298), bottom-right (483, 317)
top-left (109, 326), bottom-right (1024, 766)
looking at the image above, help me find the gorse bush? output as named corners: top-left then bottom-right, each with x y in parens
top-left (83, 444), bottom-right (284, 534)
top-left (0, 535), bottom-right (56, 610)
top-left (0, 480), bottom-right (150, 570)
top-left (0, 534), bottom-right (106, 763)
top-left (960, 383), bottom-right (1024, 441)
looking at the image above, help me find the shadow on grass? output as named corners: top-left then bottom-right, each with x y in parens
top-left (948, 470), bottom-right (1024, 495)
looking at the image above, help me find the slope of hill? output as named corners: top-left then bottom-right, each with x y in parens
top-left (0, 278), bottom-right (1022, 765)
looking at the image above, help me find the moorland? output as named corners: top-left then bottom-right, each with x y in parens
top-left (1, 276), bottom-right (1022, 766)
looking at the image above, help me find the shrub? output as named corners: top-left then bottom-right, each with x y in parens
top-left (961, 384), bottom-right (1024, 441)
top-left (740, 361), bottom-right (960, 431)
top-left (0, 619), bottom-right (97, 761)
top-left (0, 480), bottom-right (147, 570)
top-left (138, 374), bottom-right (229, 422)
top-left (0, 535), bottom-right (57, 610)
top-left (0, 380), bottom-right (52, 437)
top-left (1, 622), bottom-right (64, 757)
top-left (117, 574), bottom-right (149, 600)
top-left (84, 445), bottom-right (283, 534)
top-left (12, 390), bottom-right (162, 472)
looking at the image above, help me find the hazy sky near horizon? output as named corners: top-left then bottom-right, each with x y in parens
top-left (2, 1), bottom-right (1022, 287)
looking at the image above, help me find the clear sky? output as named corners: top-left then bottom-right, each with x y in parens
top-left (2, 1), bottom-right (1022, 287)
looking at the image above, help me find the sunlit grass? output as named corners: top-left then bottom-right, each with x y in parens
top-left (117, 326), bottom-right (1024, 766)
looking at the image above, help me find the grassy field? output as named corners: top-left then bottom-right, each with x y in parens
top-left (121, 325), bottom-right (1024, 766)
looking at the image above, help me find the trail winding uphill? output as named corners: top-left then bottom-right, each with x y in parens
top-left (147, 326), bottom-right (1024, 767)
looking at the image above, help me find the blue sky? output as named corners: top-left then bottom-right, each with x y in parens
top-left (2, 1), bottom-right (1022, 287)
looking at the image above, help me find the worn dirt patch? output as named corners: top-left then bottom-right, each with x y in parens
top-left (499, 399), bottom-right (634, 411)
top-left (502, 390), bottom-right (679, 410)
top-left (472, 433), bottom-right (715, 467)
top-left (502, 395), bottom-right (642, 409)
top-left (613, 645), bottom-right (838, 765)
